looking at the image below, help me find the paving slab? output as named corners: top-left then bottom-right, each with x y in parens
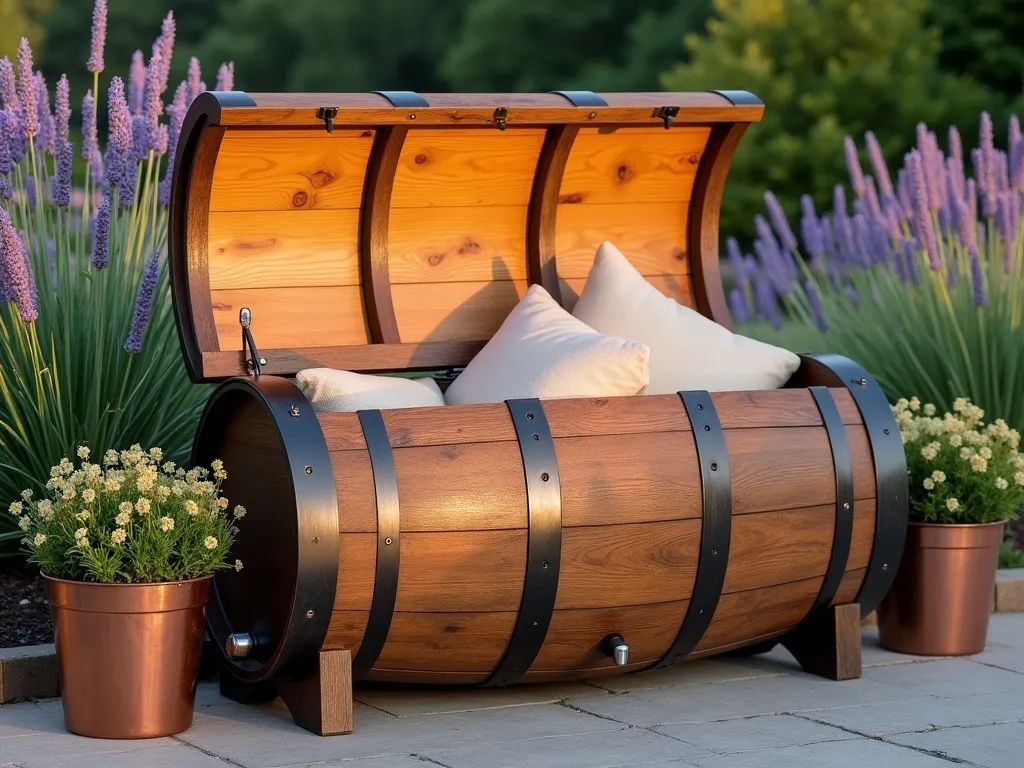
top-left (352, 680), bottom-right (603, 717)
top-left (888, 721), bottom-right (1024, 768)
top-left (5, 742), bottom-right (230, 768)
top-left (971, 647), bottom-right (1024, 675)
top-left (654, 713), bottom-right (857, 753)
top-left (861, 658), bottom-right (1019, 698)
top-left (582, 657), bottom-right (786, 695)
top-left (687, 737), bottom-right (965, 768)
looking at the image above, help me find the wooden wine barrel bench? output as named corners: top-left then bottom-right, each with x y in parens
top-left (168, 89), bottom-right (909, 736)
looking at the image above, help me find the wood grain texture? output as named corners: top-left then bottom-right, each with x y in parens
top-left (391, 129), bottom-right (545, 208)
top-left (278, 649), bottom-right (354, 736)
top-left (185, 125), bottom-right (225, 358)
top-left (781, 603), bottom-right (862, 680)
top-left (724, 507), bottom-right (834, 594)
top-left (528, 125), bottom-right (578, 302)
top-left (687, 122), bottom-right (749, 327)
top-left (558, 274), bottom-right (693, 313)
top-left (207, 209), bottom-right (360, 290)
top-left (209, 133), bottom-right (373, 211)
top-left (831, 568), bottom-right (867, 607)
top-left (393, 279), bottom-right (528, 343)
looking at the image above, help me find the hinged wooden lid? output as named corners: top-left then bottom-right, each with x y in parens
top-left (168, 90), bottom-right (763, 383)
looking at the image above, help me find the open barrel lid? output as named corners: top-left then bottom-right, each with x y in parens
top-left (168, 89), bottom-right (764, 383)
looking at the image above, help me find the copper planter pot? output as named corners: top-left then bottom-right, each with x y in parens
top-left (45, 575), bottom-right (213, 739)
top-left (877, 521), bottom-right (1004, 656)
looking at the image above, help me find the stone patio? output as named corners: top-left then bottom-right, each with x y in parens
top-left (1, 614), bottom-right (1022, 768)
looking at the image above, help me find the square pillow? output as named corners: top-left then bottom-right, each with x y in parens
top-left (571, 241), bottom-right (801, 394)
top-left (294, 369), bottom-right (445, 412)
top-left (444, 284), bottom-right (650, 406)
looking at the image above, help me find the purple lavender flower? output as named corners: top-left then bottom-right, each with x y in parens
top-left (949, 125), bottom-right (964, 174)
top-left (107, 77), bottom-right (135, 200)
top-left (820, 215), bottom-right (836, 257)
top-left (154, 123), bottom-right (167, 155)
top-left (131, 114), bottom-right (148, 160)
top-left (87, 0), bottom-right (108, 73)
top-left (55, 75), bottom-right (70, 146)
top-left (908, 151), bottom-right (941, 270)
top-left (897, 168), bottom-right (912, 219)
top-left (728, 287), bottom-right (749, 325)
top-left (142, 52), bottom-right (165, 149)
top-left (1010, 116), bottom-right (1022, 191)
top-left (865, 131), bottom-right (895, 201)
top-left (833, 184), bottom-right (856, 259)
top-left (803, 279), bottom-right (827, 332)
top-left (882, 199), bottom-right (903, 241)
top-left (970, 247), bottom-right (986, 307)
top-left (0, 58), bottom-right (17, 110)
top-left (0, 111), bottom-right (11, 175)
top-left (954, 196), bottom-right (978, 257)
top-left (980, 112), bottom-right (997, 217)
top-left (186, 57), bottom-right (202, 105)
top-left (81, 91), bottom-right (98, 163)
top-left (800, 194), bottom-right (825, 261)
top-left (998, 192), bottom-right (1020, 273)
top-left (128, 51), bottom-right (145, 115)
top-left (90, 194), bottom-right (110, 269)
top-left (0, 227), bottom-right (13, 302)
top-left (51, 140), bottom-right (72, 208)
top-left (764, 191), bottom-right (798, 252)
top-left (215, 62), bottom-right (234, 91)
top-left (844, 137), bottom-right (865, 198)
top-left (0, 209), bottom-right (38, 322)
top-left (90, 151), bottom-right (104, 185)
top-left (124, 252), bottom-right (160, 353)
top-left (727, 236), bottom-right (747, 290)
top-left (754, 275), bottom-right (782, 330)
top-left (156, 13), bottom-right (176, 82)
top-left (17, 39), bottom-right (37, 139)
top-left (864, 176), bottom-right (882, 218)
top-left (996, 150), bottom-right (1009, 192)
top-left (754, 237), bottom-right (792, 296)
top-left (24, 174), bottom-right (35, 206)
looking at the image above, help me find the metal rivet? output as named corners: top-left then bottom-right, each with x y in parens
top-left (533, 434), bottom-right (540, 440)
top-left (385, 537), bottom-right (392, 545)
top-left (510, 667), bottom-right (518, 673)
top-left (704, 424), bottom-right (711, 432)
top-left (711, 548), bottom-right (718, 555)
top-left (525, 412), bottom-right (535, 420)
top-left (710, 462), bottom-right (718, 471)
top-left (699, 608), bottom-right (704, 614)
top-left (306, 609), bottom-right (314, 619)
top-left (882, 563), bottom-right (889, 571)
top-left (289, 405), bottom-right (300, 418)
top-left (856, 378), bottom-right (868, 386)
top-left (843, 502), bottom-right (850, 510)
top-left (895, 495), bottom-right (899, 502)
top-left (588, 111), bottom-right (597, 119)
top-left (541, 472), bottom-right (550, 481)
top-left (541, 561), bottom-right (549, 569)
top-left (409, 113), bottom-right (416, 120)
top-left (305, 466), bottom-right (313, 474)
top-left (533, 621), bottom-right (538, 626)
top-left (883, 428), bottom-right (890, 435)
top-left (259, 357), bottom-right (267, 365)
top-left (697, 403), bottom-right (704, 410)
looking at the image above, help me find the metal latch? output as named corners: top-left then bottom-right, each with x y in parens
top-left (316, 107), bottom-right (339, 133)
top-left (239, 307), bottom-right (266, 377)
top-left (493, 107), bottom-right (508, 131)
top-left (655, 106), bottom-right (679, 130)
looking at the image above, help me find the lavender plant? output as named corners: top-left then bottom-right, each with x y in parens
top-left (731, 112), bottom-right (1024, 437)
top-left (0, 3), bottom-right (236, 549)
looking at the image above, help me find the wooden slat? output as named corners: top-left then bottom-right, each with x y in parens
top-left (210, 286), bottom-right (369, 349)
top-left (207, 210), bottom-right (360, 290)
top-left (556, 520), bottom-right (700, 610)
top-left (391, 129), bottom-right (545, 208)
top-left (555, 202), bottom-right (690, 278)
top-left (724, 507), bottom-right (833, 594)
top-left (332, 450), bottom-right (377, 533)
top-left (528, 125), bottom-right (578, 303)
top-left (209, 134), bottom-right (373, 212)
top-left (848, 498), bottom-right (877, 571)
top-left (693, 577), bottom-right (820, 654)
top-left (559, 274), bottom-right (692, 313)
top-left (558, 127), bottom-right (709, 206)
top-left (336, 530), bottom-right (526, 613)
top-left (392, 279), bottom-right (527, 343)
top-left (388, 205), bottom-right (528, 284)
top-left (831, 568), bottom-right (867, 606)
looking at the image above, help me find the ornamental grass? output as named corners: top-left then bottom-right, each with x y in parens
top-left (0, 2), bottom-right (235, 549)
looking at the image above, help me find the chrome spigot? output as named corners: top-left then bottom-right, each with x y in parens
top-left (225, 632), bottom-right (256, 658)
top-left (601, 633), bottom-right (630, 666)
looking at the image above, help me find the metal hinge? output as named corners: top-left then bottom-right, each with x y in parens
top-left (493, 107), bottom-right (508, 131)
top-left (316, 107), bottom-right (339, 133)
top-left (239, 307), bottom-right (266, 378)
top-left (655, 106), bottom-right (679, 130)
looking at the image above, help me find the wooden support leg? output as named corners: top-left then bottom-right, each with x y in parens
top-left (780, 604), bottom-right (862, 681)
top-left (218, 666), bottom-right (278, 704)
top-left (277, 649), bottom-right (353, 737)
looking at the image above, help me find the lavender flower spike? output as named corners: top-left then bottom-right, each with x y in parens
top-left (0, 58), bottom-right (17, 110)
top-left (844, 137), bottom-right (865, 197)
top-left (0, 208), bottom-right (38, 322)
top-left (186, 57), bottom-right (202, 104)
top-left (0, 111), bottom-right (12, 196)
top-left (128, 50), bottom-right (145, 115)
top-left (970, 247), bottom-right (986, 307)
top-left (81, 91), bottom-right (99, 162)
top-left (51, 140), bottom-right (72, 208)
top-left (764, 191), bottom-right (798, 251)
top-left (34, 72), bottom-right (53, 156)
top-left (125, 252), bottom-right (160, 353)
top-left (215, 62), bottom-right (234, 92)
top-left (908, 151), bottom-right (941, 271)
top-left (865, 131), bottom-right (895, 201)
top-left (90, 194), bottom-right (111, 269)
top-left (55, 75), bottom-right (70, 145)
top-left (87, 0), bottom-right (108, 74)
top-left (803, 279), bottom-right (827, 332)
top-left (17, 39), bottom-right (37, 138)
top-left (142, 51), bottom-right (165, 148)
top-left (980, 112), bottom-right (997, 218)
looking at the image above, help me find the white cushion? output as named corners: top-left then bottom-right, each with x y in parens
top-left (444, 284), bottom-right (650, 405)
top-left (571, 241), bottom-right (801, 394)
top-left (294, 369), bottom-right (445, 412)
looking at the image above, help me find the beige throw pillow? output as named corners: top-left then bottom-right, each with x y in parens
top-left (444, 284), bottom-right (650, 405)
top-left (571, 241), bottom-right (801, 394)
top-left (294, 369), bottom-right (445, 412)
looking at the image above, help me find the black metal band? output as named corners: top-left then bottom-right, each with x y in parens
top-left (794, 354), bottom-right (909, 617)
top-left (806, 386), bottom-right (855, 615)
top-left (352, 410), bottom-right (401, 680)
top-left (198, 376), bottom-right (339, 683)
top-left (655, 391), bottom-right (732, 667)
top-left (708, 90), bottom-right (764, 106)
top-left (483, 399), bottom-right (562, 687)
top-left (372, 90), bottom-right (430, 108)
top-left (549, 90), bottom-right (608, 107)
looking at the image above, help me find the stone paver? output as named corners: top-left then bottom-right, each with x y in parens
top-left (0, 614), bottom-right (1021, 768)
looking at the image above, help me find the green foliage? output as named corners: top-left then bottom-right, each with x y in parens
top-left (894, 398), bottom-right (1024, 525)
top-left (999, 539), bottom-right (1024, 569)
top-left (0, 0), bottom-right (51, 61)
top-left (12, 445), bottom-right (242, 583)
top-left (661, 0), bottom-right (999, 240)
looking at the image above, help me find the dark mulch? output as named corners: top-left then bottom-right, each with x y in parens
top-left (0, 560), bottom-right (53, 648)
top-left (1012, 518), bottom-right (1024, 550)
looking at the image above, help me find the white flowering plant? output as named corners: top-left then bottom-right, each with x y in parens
top-left (894, 397), bottom-right (1024, 525)
top-left (10, 444), bottom-right (245, 583)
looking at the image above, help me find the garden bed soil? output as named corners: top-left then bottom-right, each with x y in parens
top-left (0, 561), bottom-right (53, 649)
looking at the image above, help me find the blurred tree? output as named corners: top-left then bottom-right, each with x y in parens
top-left (927, 0), bottom-right (1024, 103)
top-left (661, 0), bottom-right (1004, 241)
top-left (441, 0), bottom-right (711, 92)
top-left (1, 0), bottom-right (51, 61)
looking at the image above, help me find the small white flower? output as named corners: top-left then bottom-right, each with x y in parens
top-left (62, 487), bottom-right (77, 501)
top-left (946, 497), bottom-right (960, 512)
top-left (204, 536), bottom-right (218, 550)
top-left (110, 528), bottom-right (127, 546)
top-left (234, 559), bottom-right (243, 571)
top-left (77, 536), bottom-right (90, 549)
top-left (217, 497), bottom-right (229, 510)
top-left (37, 500), bottom-right (52, 516)
top-left (18, 515), bottom-right (31, 531)
top-left (161, 461), bottom-right (176, 474)
top-left (33, 533), bottom-right (46, 546)
top-left (909, 397), bottom-right (921, 412)
top-left (922, 478), bottom-right (935, 490)
top-left (8, 501), bottom-right (23, 516)
top-left (980, 446), bottom-right (993, 460)
top-left (949, 434), bottom-right (962, 447)
top-left (115, 511), bottom-right (131, 526)
top-left (186, 500), bottom-right (199, 517)
top-left (104, 478), bottom-right (122, 493)
top-left (103, 449), bottom-right (119, 466)
top-left (74, 510), bottom-right (90, 522)
top-left (930, 470), bottom-right (946, 484)
top-left (20, 489), bottom-right (32, 500)
top-left (149, 447), bottom-right (163, 462)
top-left (74, 527), bottom-right (88, 541)
top-left (210, 459), bottom-right (224, 474)
top-left (156, 486), bottom-right (171, 501)
top-left (160, 516), bottom-right (175, 532)
top-left (77, 446), bottom-right (90, 460)
top-left (135, 498), bottom-right (152, 516)
top-left (81, 488), bottom-right (96, 503)
top-left (996, 477), bottom-right (1009, 490)
top-left (970, 455), bottom-right (989, 473)
top-left (1016, 471), bottom-right (1024, 487)
top-left (233, 505), bottom-right (247, 520)
top-left (118, 501), bottom-right (133, 516)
